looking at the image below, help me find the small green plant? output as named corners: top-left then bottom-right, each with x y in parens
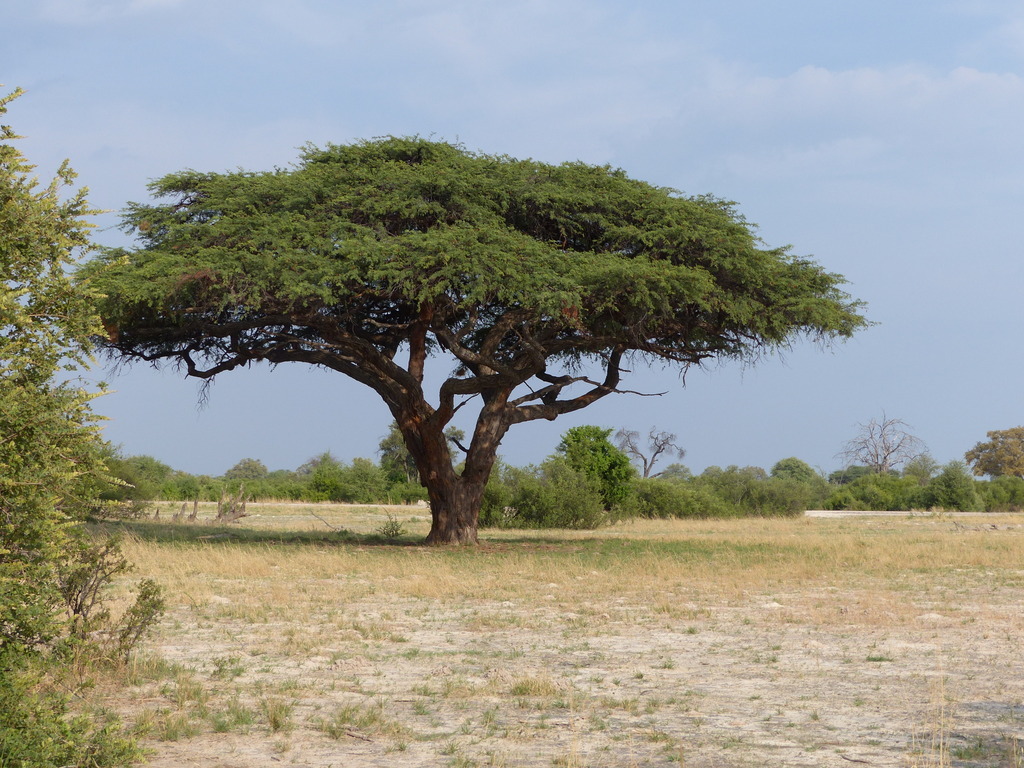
top-left (375, 513), bottom-right (407, 539)
top-left (0, 662), bottom-right (143, 766)
top-left (313, 701), bottom-right (410, 741)
top-left (260, 696), bottom-right (294, 733)
top-left (158, 711), bottom-right (202, 741)
top-left (509, 676), bottom-right (561, 697)
top-left (210, 655), bottom-right (246, 680)
top-left (209, 698), bottom-right (256, 733)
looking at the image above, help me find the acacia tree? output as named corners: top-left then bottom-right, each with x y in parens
top-left (838, 414), bottom-right (924, 475)
top-left (81, 137), bottom-right (866, 544)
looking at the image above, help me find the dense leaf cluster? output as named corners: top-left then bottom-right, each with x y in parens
top-left (86, 138), bottom-right (864, 389)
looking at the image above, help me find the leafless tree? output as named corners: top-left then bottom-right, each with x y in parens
top-left (838, 414), bottom-right (925, 474)
top-left (616, 427), bottom-right (685, 478)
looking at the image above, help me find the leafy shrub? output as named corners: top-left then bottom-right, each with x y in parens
top-left (0, 658), bottom-right (141, 768)
top-left (557, 426), bottom-right (636, 508)
top-left (978, 475), bottom-right (1024, 511)
top-left (480, 459), bottom-right (607, 529)
top-left (383, 480), bottom-right (429, 504)
top-left (828, 465), bottom-right (876, 485)
top-left (56, 535), bottom-right (165, 663)
top-left (0, 88), bottom-right (156, 766)
top-left (770, 457), bottom-right (818, 483)
top-left (630, 478), bottom-right (734, 518)
top-left (824, 473), bottom-right (926, 511)
top-left (693, 466), bottom-right (811, 517)
top-left (479, 462), bottom-right (518, 527)
top-left (223, 457), bottom-right (268, 480)
top-left (922, 461), bottom-right (983, 511)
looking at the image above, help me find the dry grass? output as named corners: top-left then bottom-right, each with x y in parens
top-left (95, 505), bottom-right (1024, 767)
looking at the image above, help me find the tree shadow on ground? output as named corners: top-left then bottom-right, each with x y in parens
top-left (88, 520), bottom-right (786, 565)
top-left (87, 518), bottom-right (419, 548)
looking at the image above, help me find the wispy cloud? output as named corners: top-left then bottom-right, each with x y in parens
top-left (36, 0), bottom-right (189, 23)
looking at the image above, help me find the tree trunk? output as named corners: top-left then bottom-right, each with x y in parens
top-left (424, 476), bottom-right (483, 545)
top-left (397, 391), bottom-right (510, 545)
top-left (398, 417), bottom-right (503, 545)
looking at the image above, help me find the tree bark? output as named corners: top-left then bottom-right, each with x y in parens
top-left (424, 477), bottom-right (483, 545)
top-left (398, 398), bottom-right (509, 545)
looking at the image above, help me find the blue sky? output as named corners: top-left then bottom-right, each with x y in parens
top-left (7, 0), bottom-right (1023, 475)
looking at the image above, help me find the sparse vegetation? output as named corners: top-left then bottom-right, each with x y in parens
top-left (79, 503), bottom-right (1024, 767)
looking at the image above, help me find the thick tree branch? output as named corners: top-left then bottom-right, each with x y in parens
top-left (432, 323), bottom-right (518, 378)
top-left (508, 347), bottom-right (626, 424)
top-left (408, 302), bottom-right (432, 383)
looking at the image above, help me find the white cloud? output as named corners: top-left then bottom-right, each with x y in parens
top-left (36, 0), bottom-right (189, 23)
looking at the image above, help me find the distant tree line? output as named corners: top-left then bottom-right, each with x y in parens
top-left (102, 419), bottom-right (1024, 529)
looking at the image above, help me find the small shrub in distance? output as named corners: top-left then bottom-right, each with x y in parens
top-left (630, 478), bottom-right (733, 519)
top-left (824, 473), bottom-right (926, 511)
top-left (978, 475), bottom-right (1024, 511)
top-left (923, 461), bottom-right (983, 511)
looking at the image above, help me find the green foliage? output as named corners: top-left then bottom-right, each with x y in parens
top-left (658, 463), bottom-right (693, 481)
top-left (374, 514), bottom-right (407, 540)
top-left (630, 477), bottom-right (733, 519)
top-left (978, 475), bottom-right (1024, 511)
top-left (378, 423), bottom-right (418, 483)
top-left (556, 426), bottom-right (636, 508)
top-left (342, 457), bottom-right (391, 503)
top-left (965, 427), bottom-right (1024, 478)
top-left (824, 473), bottom-right (926, 511)
top-left (85, 138), bottom-right (865, 369)
top-left (384, 480), bottom-right (430, 504)
top-left (693, 466), bottom-right (815, 517)
top-left (95, 449), bottom-right (176, 515)
top-left (826, 461), bottom-right (984, 512)
top-left (828, 465), bottom-right (875, 485)
top-left (923, 461), bottom-right (982, 512)
top-left (305, 453), bottom-right (346, 501)
top-left (901, 453), bottom-right (939, 486)
top-left (482, 454), bottom-right (822, 526)
top-left (479, 459), bottom-right (607, 529)
top-left (302, 454), bottom-right (390, 503)
top-left (1, 86), bottom-right (105, 655)
top-left (0, 87), bottom-right (158, 767)
top-left (0, 660), bottom-right (140, 768)
top-left (224, 457), bottom-right (268, 480)
top-left (770, 457), bottom-right (818, 484)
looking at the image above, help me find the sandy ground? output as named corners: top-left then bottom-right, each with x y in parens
top-left (112, 511), bottom-right (1024, 768)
